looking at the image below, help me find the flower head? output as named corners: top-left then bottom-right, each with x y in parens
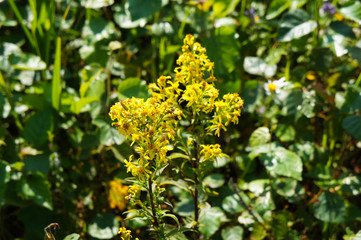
top-left (264, 77), bottom-right (287, 95)
top-left (108, 179), bottom-right (128, 210)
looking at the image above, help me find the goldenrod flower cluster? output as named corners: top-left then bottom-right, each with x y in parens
top-left (109, 34), bottom-right (244, 195)
top-left (108, 179), bottom-right (128, 210)
top-left (118, 227), bottom-right (139, 240)
top-left (200, 144), bottom-right (227, 162)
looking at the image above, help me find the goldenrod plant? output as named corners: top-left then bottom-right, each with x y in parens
top-left (110, 35), bottom-right (244, 239)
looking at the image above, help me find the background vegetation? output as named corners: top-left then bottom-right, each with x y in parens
top-left (1, 0), bottom-right (361, 239)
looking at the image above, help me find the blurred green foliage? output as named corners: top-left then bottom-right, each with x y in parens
top-left (1, 0), bottom-right (361, 239)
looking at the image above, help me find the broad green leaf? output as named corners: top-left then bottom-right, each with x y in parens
top-left (100, 125), bottom-right (125, 146)
top-left (203, 173), bottom-right (225, 188)
top-left (0, 42), bottom-right (22, 71)
top-left (310, 48), bottom-right (334, 73)
top-left (342, 115), bottom-right (361, 141)
top-left (150, 21), bottom-right (174, 36)
top-left (10, 53), bottom-right (46, 70)
top-left (222, 194), bottom-right (244, 213)
top-left (300, 90), bottom-right (316, 118)
top-left (205, 26), bottom-right (240, 77)
top-left (79, 64), bottom-right (104, 98)
top-left (251, 222), bottom-right (267, 240)
top-left (272, 178), bottom-right (297, 197)
top-left (117, 77), bottom-right (149, 100)
top-left (221, 226), bottom-right (244, 240)
top-left (19, 172), bottom-right (53, 209)
top-left (88, 213), bottom-right (119, 239)
top-left (271, 211), bottom-right (291, 239)
top-left (266, 0), bottom-right (291, 20)
top-left (199, 207), bottom-right (227, 238)
top-left (243, 57), bottom-right (277, 77)
top-left (0, 9), bottom-right (17, 27)
top-left (0, 160), bottom-right (11, 204)
top-left (113, 3), bottom-right (147, 29)
top-left (330, 21), bottom-right (356, 39)
top-left (24, 154), bottom-right (50, 174)
top-left (82, 17), bottom-right (117, 43)
top-left (23, 108), bottom-right (54, 146)
top-left (248, 179), bottom-right (270, 196)
top-left (260, 148), bottom-right (303, 180)
top-left (255, 190), bottom-right (276, 214)
top-left (128, 0), bottom-right (167, 20)
top-left (340, 1), bottom-right (361, 24)
top-left (70, 97), bottom-right (98, 114)
top-left (52, 37), bottom-right (62, 110)
top-left (277, 9), bottom-right (317, 42)
top-left (212, 0), bottom-right (240, 18)
top-left (81, 0), bottom-right (114, 9)
top-left (174, 198), bottom-right (194, 217)
top-left (63, 233), bottom-right (80, 240)
top-left (342, 175), bottom-right (361, 195)
top-left (313, 192), bottom-right (346, 223)
top-left (275, 124), bottom-right (295, 142)
top-left (249, 127), bottom-right (271, 147)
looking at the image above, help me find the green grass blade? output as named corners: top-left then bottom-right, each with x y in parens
top-left (52, 37), bottom-right (62, 111)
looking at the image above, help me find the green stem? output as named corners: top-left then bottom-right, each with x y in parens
top-left (191, 141), bottom-right (200, 239)
top-left (8, 0), bottom-right (40, 56)
top-left (148, 177), bottom-right (159, 229)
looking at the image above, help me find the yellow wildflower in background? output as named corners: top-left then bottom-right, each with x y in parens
top-left (108, 179), bottom-right (128, 211)
top-left (118, 227), bottom-right (139, 240)
top-left (200, 144), bottom-right (227, 162)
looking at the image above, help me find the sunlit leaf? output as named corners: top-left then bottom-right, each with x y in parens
top-left (277, 9), bottom-right (317, 42)
top-left (249, 127), bottom-right (271, 147)
top-left (243, 57), bottom-right (277, 77)
top-left (260, 148), bottom-right (303, 180)
top-left (340, 1), bottom-right (361, 24)
top-left (10, 53), bottom-right (46, 70)
top-left (199, 207), bottom-right (227, 238)
top-left (221, 226), bottom-right (244, 240)
top-left (88, 213), bottom-right (119, 239)
top-left (19, 172), bottom-right (53, 210)
top-left (81, 0), bottom-right (114, 9)
top-left (0, 160), bottom-right (11, 204)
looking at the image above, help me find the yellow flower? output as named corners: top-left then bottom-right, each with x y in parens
top-left (200, 144), bottom-right (227, 162)
top-left (334, 12), bottom-right (344, 21)
top-left (306, 71), bottom-right (317, 81)
top-left (118, 227), bottom-right (133, 240)
top-left (108, 179), bottom-right (128, 211)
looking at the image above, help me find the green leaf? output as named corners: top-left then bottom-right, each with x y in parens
top-left (330, 21), bottom-right (356, 39)
top-left (251, 222), bottom-right (267, 240)
top-left (70, 97), bottom-right (98, 114)
top-left (113, 3), bottom-right (147, 29)
top-left (19, 172), bottom-right (53, 210)
top-left (221, 226), bottom-right (244, 240)
top-left (222, 194), bottom-right (244, 213)
top-left (82, 17), bottom-right (117, 43)
top-left (23, 108), bottom-right (54, 146)
top-left (341, 175), bottom-right (361, 195)
top-left (310, 48), bottom-right (334, 73)
top-left (205, 26), bottom-right (240, 77)
top-left (52, 37), bottom-right (62, 110)
top-left (312, 192), bottom-right (346, 223)
top-left (249, 127), bottom-right (271, 147)
top-left (199, 207), bottom-right (227, 238)
top-left (24, 154), bottom-right (50, 174)
top-left (260, 148), bottom-right (303, 180)
top-left (88, 213), bottom-right (119, 239)
top-left (266, 0), bottom-right (291, 20)
top-left (63, 233), bottom-right (80, 240)
top-left (117, 78), bottom-right (149, 100)
top-left (271, 211), bottom-right (291, 239)
top-left (0, 160), bottom-right (11, 204)
top-left (243, 57), bottom-right (277, 77)
top-left (277, 9), bottom-right (317, 42)
top-left (203, 174), bottom-right (225, 188)
top-left (272, 178), bottom-right (297, 197)
top-left (128, 0), bottom-right (166, 20)
top-left (81, 0), bottom-right (114, 9)
top-left (275, 124), bottom-right (295, 142)
top-left (10, 53), bottom-right (46, 70)
top-left (340, 1), bottom-right (361, 24)
top-left (342, 115), bottom-right (361, 141)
